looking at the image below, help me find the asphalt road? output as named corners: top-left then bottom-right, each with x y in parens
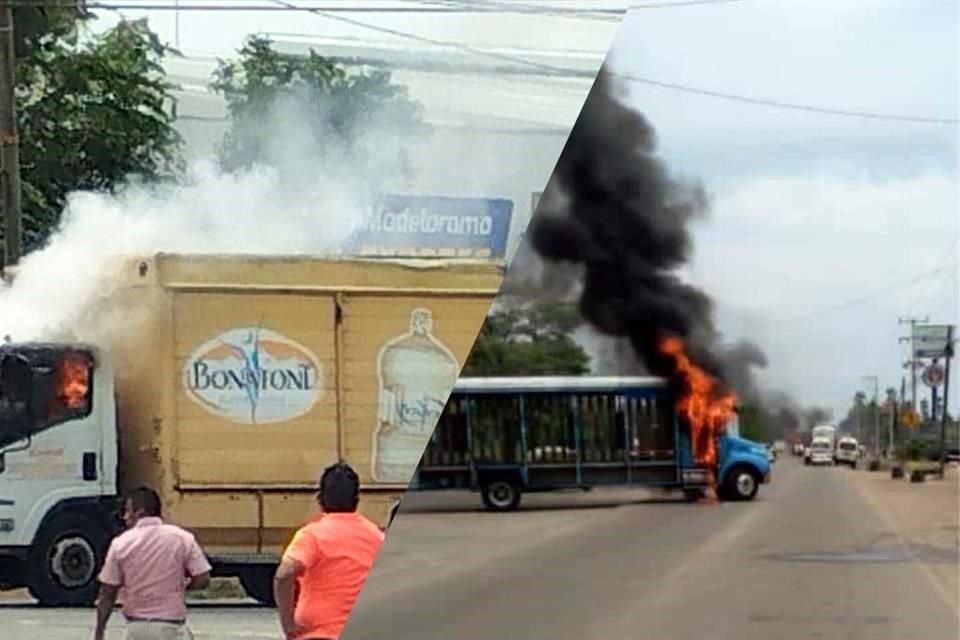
top-left (346, 458), bottom-right (960, 640)
top-left (2, 459), bottom-right (957, 639)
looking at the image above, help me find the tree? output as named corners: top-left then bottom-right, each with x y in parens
top-left (3, 18), bottom-right (182, 251)
top-left (462, 301), bottom-right (591, 376)
top-left (737, 405), bottom-right (771, 443)
top-left (13, 3), bottom-right (89, 59)
top-left (210, 37), bottom-right (429, 183)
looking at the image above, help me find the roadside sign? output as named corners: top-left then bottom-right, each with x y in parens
top-left (900, 409), bottom-right (921, 429)
top-left (922, 364), bottom-right (945, 388)
top-left (914, 324), bottom-right (952, 359)
top-left (348, 195), bottom-right (513, 260)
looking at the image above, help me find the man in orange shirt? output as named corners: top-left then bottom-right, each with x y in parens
top-left (274, 463), bottom-right (385, 640)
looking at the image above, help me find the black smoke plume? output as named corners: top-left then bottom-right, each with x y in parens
top-left (529, 66), bottom-right (723, 389)
top-left (524, 66), bottom-right (831, 439)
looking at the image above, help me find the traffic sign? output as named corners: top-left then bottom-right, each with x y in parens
top-left (922, 364), bottom-right (945, 388)
top-left (914, 324), bottom-right (952, 359)
top-left (900, 409), bottom-right (921, 429)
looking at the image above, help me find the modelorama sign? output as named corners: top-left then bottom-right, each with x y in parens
top-left (348, 194), bottom-right (513, 259)
top-left (183, 328), bottom-right (323, 425)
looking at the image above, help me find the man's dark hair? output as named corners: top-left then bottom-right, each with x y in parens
top-left (317, 463), bottom-right (360, 513)
top-left (126, 486), bottom-right (162, 517)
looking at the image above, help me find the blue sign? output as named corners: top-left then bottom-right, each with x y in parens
top-left (347, 195), bottom-right (513, 260)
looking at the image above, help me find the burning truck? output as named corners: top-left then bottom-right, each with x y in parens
top-left (520, 65), bottom-right (777, 498)
top-left (0, 253), bottom-right (501, 606)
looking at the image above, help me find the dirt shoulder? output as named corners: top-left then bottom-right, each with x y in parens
top-left (849, 463), bottom-right (960, 612)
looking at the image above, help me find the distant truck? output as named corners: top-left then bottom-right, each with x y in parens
top-left (810, 425), bottom-right (837, 458)
top-left (806, 438), bottom-right (835, 466)
top-left (0, 254), bottom-right (502, 606)
top-left (409, 376), bottom-right (772, 509)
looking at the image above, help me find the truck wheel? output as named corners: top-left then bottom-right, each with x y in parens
top-left (27, 513), bottom-right (109, 607)
top-left (239, 567), bottom-right (277, 607)
top-left (481, 480), bottom-right (521, 512)
top-left (724, 466), bottom-right (760, 502)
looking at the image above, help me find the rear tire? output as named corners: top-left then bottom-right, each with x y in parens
top-left (481, 480), bottom-right (521, 512)
top-left (239, 567), bottom-right (277, 607)
top-left (26, 513), bottom-right (109, 607)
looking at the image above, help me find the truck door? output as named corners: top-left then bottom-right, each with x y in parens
top-left (0, 349), bottom-right (107, 532)
top-left (0, 347), bottom-right (114, 605)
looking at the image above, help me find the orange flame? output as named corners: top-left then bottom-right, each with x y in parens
top-left (658, 336), bottom-right (736, 472)
top-left (57, 355), bottom-right (90, 410)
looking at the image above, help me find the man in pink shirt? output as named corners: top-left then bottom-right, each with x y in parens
top-left (93, 487), bottom-right (212, 640)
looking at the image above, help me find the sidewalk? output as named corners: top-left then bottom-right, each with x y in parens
top-left (850, 464), bottom-right (960, 612)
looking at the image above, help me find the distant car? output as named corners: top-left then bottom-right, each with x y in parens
top-left (765, 444), bottom-right (776, 463)
top-left (947, 449), bottom-right (960, 464)
top-left (835, 437), bottom-right (859, 468)
top-left (793, 442), bottom-right (805, 456)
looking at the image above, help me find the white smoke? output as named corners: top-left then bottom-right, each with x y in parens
top-left (0, 92), bottom-right (408, 346)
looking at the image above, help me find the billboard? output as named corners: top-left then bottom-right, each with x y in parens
top-left (348, 195), bottom-right (513, 260)
top-left (914, 324), bottom-right (953, 359)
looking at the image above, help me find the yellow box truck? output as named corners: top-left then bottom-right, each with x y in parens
top-left (0, 253), bottom-right (502, 605)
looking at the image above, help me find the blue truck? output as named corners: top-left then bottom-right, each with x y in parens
top-left (409, 376), bottom-right (772, 510)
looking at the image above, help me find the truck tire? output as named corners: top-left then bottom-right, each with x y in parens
top-left (27, 513), bottom-right (110, 607)
top-left (481, 480), bottom-right (521, 512)
top-left (239, 567), bottom-right (277, 607)
top-left (723, 466), bottom-right (760, 502)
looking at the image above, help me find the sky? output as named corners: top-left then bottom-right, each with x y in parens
top-left (611, 0), bottom-right (958, 418)
top-left (84, 0), bottom-right (958, 420)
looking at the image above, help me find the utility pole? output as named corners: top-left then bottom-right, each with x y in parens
top-left (0, 2), bottom-right (21, 267)
top-left (174, 0), bottom-right (182, 50)
top-left (938, 329), bottom-right (954, 479)
top-left (900, 316), bottom-right (930, 413)
top-left (864, 376), bottom-right (880, 456)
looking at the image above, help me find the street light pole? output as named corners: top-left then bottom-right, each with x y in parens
top-left (864, 376), bottom-right (880, 456)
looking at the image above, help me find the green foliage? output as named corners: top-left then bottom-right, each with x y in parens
top-left (894, 439), bottom-right (926, 463)
top-left (7, 19), bottom-right (182, 251)
top-left (210, 37), bottom-right (429, 181)
top-left (737, 405), bottom-right (769, 442)
top-left (462, 301), bottom-right (592, 376)
top-left (13, 3), bottom-right (90, 59)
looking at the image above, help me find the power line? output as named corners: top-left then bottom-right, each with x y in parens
top-left (0, 0), bottom-right (630, 14)
top-left (263, 0), bottom-right (958, 125)
top-left (631, 0), bottom-right (751, 7)
top-left (776, 252), bottom-right (958, 326)
top-left (24, 0), bottom-right (952, 123)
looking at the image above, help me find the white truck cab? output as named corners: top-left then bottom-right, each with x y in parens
top-left (808, 438), bottom-right (835, 466)
top-left (0, 344), bottom-right (119, 605)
